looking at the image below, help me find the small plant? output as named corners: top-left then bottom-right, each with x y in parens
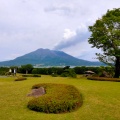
top-left (27, 83), bottom-right (82, 113)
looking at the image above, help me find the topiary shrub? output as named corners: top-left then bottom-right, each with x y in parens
top-left (27, 83), bottom-right (82, 113)
top-left (15, 77), bottom-right (27, 81)
top-left (87, 77), bottom-right (120, 82)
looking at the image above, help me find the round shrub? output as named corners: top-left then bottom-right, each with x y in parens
top-left (27, 83), bottom-right (82, 113)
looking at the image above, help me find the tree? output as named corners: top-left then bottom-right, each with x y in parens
top-left (21, 64), bottom-right (33, 74)
top-left (88, 8), bottom-right (120, 78)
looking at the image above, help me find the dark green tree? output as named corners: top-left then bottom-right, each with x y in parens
top-left (21, 64), bottom-right (33, 74)
top-left (88, 8), bottom-right (120, 78)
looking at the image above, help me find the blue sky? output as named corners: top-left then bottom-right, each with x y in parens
top-left (0, 0), bottom-right (119, 62)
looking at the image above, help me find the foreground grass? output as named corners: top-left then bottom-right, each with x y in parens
top-left (0, 75), bottom-right (120, 120)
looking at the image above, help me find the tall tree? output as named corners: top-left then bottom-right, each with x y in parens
top-left (21, 64), bottom-right (33, 74)
top-left (88, 8), bottom-right (120, 78)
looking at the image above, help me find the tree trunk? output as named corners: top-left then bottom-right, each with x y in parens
top-left (114, 57), bottom-right (120, 78)
top-left (26, 70), bottom-right (28, 74)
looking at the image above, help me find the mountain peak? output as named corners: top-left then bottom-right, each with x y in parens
top-left (36, 48), bottom-right (50, 51)
top-left (0, 48), bottom-right (104, 66)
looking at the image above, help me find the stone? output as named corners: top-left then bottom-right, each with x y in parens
top-left (27, 87), bottom-right (45, 97)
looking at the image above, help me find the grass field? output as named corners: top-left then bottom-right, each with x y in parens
top-left (0, 75), bottom-right (120, 120)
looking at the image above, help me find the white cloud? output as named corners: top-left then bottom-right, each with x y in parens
top-left (54, 27), bottom-right (90, 50)
top-left (44, 3), bottom-right (75, 16)
top-left (0, 0), bottom-right (120, 61)
top-left (63, 29), bottom-right (76, 40)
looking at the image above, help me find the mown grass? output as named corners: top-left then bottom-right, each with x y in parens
top-left (0, 75), bottom-right (120, 120)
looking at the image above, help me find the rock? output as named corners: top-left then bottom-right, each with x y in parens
top-left (100, 71), bottom-right (113, 78)
top-left (27, 87), bottom-right (45, 97)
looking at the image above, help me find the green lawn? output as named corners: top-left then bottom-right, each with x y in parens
top-left (0, 75), bottom-right (120, 120)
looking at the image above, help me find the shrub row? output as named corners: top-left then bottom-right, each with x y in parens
top-left (27, 83), bottom-right (82, 113)
top-left (15, 77), bottom-right (27, 81)
top-left (87, 77), bottom-right (120, 82)
top-left (22, 74), bottom-right (41, 77)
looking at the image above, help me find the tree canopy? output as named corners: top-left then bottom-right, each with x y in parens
top-left (88, 8), bottom-right (120, 78)
top-left (21, 64), bottom-right (33, 74)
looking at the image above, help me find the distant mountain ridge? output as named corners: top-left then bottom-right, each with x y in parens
top-left (0, 48), bottom-right (104, 66)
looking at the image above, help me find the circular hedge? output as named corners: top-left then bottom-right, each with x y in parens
top-left (27, 83), bottom-right (83, 113)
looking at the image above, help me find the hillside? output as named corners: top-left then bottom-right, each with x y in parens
top-left (0, 48), bottom-right (104, 66)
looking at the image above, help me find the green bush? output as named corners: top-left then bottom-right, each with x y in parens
top-left (27, 83), bottom-right (82, 113)
top-left (51, 73), bottom-right (58, 77)
top-left (87, 77), bottom-right (120, 82)
top-left (60, 72), bottom-right (69, 77)
top-left (0, 67), bottom-right (9, 75)
top-left (61, 69), bottom-right (77, 78)
top-left (15, 77), bottom-right (27, 81)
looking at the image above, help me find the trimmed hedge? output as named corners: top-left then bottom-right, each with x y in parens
top-left (15, 77), bottom-right (27, 81)
top-left (22, 74), bottom-right (41, 77)
top-left (27, 83), bottom-right (82, 113)
top-left (87, 77), bottom-right (120, 82)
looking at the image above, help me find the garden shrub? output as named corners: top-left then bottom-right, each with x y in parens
top-left (87, 77), bottom-right (120, 82)
top-left (60, 69), bottom-right (77, 78)
top-left (60, 72), bottom-right (69, 77)
top-left (15, 77), bottom-right (27, 81)
top-left (22, 74), bottom-right (41, 77)
top-left (0, 67), bottom-right (9, 75)
top-left (27, 83), bottom-right (82, 113)
top-left (51, 73), bottom-right (58, 77)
